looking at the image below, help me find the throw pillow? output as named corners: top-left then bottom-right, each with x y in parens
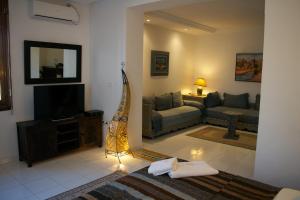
top-left (172, 91), bottom-right (184, 108)
top-left (223, 93), bottom-right (249, 109)
top-left (255, 94), bottom-right (260, 110)
top-left (155, 93), bottom-right (173, 111)
top-left (205, 92), bottom-right (221, 108)
top-left (143, 96), bottom-right (155, 110)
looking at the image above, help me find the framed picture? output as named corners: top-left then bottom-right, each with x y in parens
top-left (151, 50), bottom-right (169, 76)
top-left (235, 53), bottom-right (263, 82)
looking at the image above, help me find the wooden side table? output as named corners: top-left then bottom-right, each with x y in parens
top-left (222, 111), bottom-right (242, 140)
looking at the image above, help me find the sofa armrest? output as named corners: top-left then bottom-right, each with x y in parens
top-left (142, 103), bottom-right (153, 137)
top-left (152, 110), bottom-right (162, 132)
top-left (184, 100), bottom-right (205, 109)
top-left (249, 103), bottom-right (256, 109)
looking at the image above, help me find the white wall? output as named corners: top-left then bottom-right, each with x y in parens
top-left (194, 28), bottom-right (264, 102)
top-left (90, 0), bottom-right (200, 150)
top-left (143, 25), bottom-right (263, 102)
top-left (0, 0), bottom-right (91, 163)
top-left (90, 0), bottom-right (159, 150)
top-left (255, 0), bottom-right (300, 189)
top-left (143, 24), bottom-right (196, 96)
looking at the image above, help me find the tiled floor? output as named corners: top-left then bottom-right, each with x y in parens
top-left (0, 148), bottom-right (149, 200)
top-left (0, 125), bottom-right (256, 200)
top-left (143, 125), bottom-right (256, 179)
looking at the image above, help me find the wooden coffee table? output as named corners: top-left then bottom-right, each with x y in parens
top-left (222, 111), bottom-right (242, 140)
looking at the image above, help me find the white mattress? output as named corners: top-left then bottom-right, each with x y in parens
top-left (274, 188), bottom-right (300, 200)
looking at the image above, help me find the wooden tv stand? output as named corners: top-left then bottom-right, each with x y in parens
top-left (16, 110), bottom-right (103, 167)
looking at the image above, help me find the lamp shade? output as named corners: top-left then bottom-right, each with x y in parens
top-left (194, 78), bottom-right (207, 87)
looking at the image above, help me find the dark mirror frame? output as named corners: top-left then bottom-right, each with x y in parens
top-left (24, 40), bottom-right (82, 84)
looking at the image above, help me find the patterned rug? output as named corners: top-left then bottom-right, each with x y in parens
top-left (133, 148), bottom-right (170, 161)
top-left (187, 127), bottom-right (257, 150)
top-left (47, 171), bottom-right (127, 200)
top-left (74, 165), bottom-right (280, 200)
top-left (47, 149), bottom-right (163, 200)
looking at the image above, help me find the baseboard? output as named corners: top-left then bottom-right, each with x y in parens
top-left (0, 156), bottom-right (18, 165)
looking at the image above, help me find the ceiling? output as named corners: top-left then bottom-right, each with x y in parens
top-left (145, 0), bottom-right (265, 35)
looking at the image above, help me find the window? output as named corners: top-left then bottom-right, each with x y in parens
top-left (0, 0), bottom-right (11, 111)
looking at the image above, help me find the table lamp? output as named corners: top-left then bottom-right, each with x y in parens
top-left (194, 77), bottom-right (207, 96)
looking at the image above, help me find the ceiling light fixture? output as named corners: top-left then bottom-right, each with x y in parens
top-left (146, 19), bottom-right (151, 22)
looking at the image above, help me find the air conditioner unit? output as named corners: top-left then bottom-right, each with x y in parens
top-left (32, 0), bottom-right (79, 25)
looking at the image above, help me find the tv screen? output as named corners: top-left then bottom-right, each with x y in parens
top-left (34, 84), bottom-right (84, 120)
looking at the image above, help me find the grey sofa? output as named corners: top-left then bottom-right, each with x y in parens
top-left (204, 92), bottom-right (260, 132)
top-left (142, 92), bottom-right (203, 138)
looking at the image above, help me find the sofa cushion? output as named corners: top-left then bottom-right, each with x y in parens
top-left (184, 100), bottom-right (204, 109)
top-left (155, 93), bottom-right (173, 111)
top-left (255, 94), bottom-right (260, 110)
top-left (143, 96), bottom-right (155, 110)
top-left (174, 106), bottom-right (202, 118)
top-left (172, 91), bottom-right (184, 108)
top-left (205, 92), bottom-right (221, 108)
top-left (158, 106), bottom-right (202, 129)
top-left (206, 106), bottom-right (259, 124)
top-left (223, 93), bottom-right (249, 109)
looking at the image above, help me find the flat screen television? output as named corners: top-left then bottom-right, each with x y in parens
top-left (34, 84), bottom-right (84, 120)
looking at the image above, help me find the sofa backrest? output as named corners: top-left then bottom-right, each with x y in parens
top-left (143, 91), bottom-right (184, 111)
top-left (223, 93), bottom-right (249, 109)
top-left (204, 92), bottom-right (260, 110)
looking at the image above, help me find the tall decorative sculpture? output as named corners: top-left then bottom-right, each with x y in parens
top-left (105, 63), bottom-right (132, 163)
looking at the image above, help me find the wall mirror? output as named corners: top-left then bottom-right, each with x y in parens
top-left (24, 40), bottom-right (82, 84)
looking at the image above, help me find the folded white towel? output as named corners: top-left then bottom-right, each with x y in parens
top-left (168, 161), bottom-right (218, 178)
top-left (148, 157), bottom-right (178, 176)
